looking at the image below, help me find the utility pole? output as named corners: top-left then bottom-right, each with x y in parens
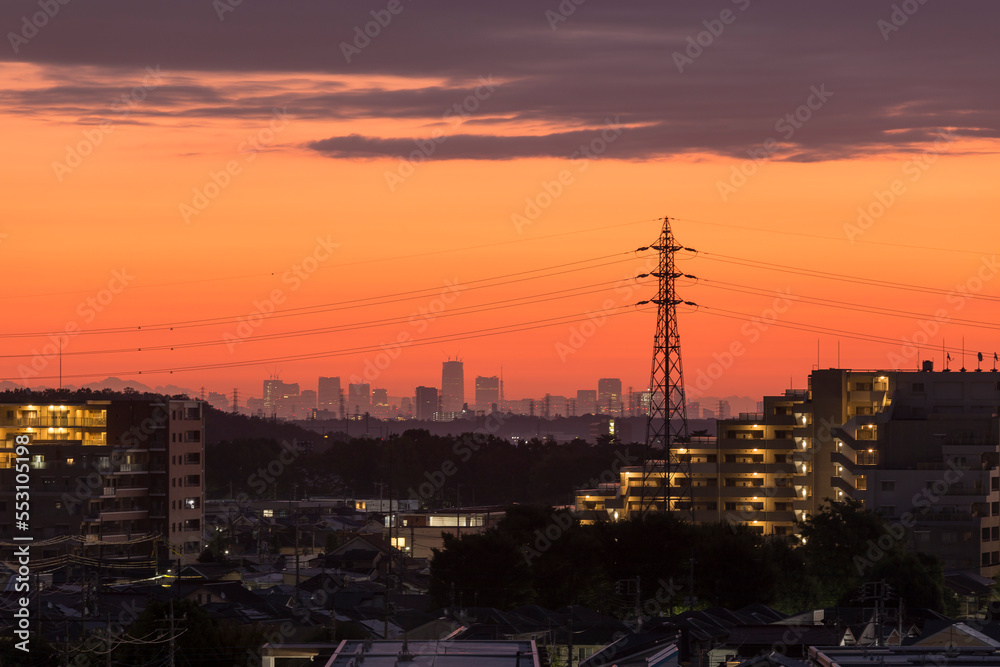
top-left (168, 598), bottom-right (176, 667)
top-left (689, 555), bottom-right (696, 612)
top-left (635, 576), bottom-right (642, 631)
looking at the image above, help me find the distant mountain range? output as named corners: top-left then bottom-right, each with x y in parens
top-left (3, 377), bottom-right (196, 396)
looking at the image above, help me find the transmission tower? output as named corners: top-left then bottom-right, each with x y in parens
top-left (638, 217), bottom-right (695, 518)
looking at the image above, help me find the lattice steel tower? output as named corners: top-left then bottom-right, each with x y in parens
top-left (638, 217), bottom-right (694, 517)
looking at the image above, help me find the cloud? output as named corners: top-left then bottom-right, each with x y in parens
top-left (2, 0), bottom-right (998, 161)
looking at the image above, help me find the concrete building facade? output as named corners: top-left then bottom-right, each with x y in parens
top-left (0, 397), bottom-right (205, 566)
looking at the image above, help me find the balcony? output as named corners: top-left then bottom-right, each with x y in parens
top-left (117, 463), bottom-right (147, 473)
top-left (0, 416), bottom-right (107, 428)
top-left (99, 509), bottom-right (148, 521)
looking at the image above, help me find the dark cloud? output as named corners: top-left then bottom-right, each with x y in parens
top-left (2, 0), bottom-right (998, 161)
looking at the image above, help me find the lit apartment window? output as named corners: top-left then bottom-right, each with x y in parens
top-left (263, 509), bottom-right (273, 518)
top-left (184, 497), bottom-right (200, 510)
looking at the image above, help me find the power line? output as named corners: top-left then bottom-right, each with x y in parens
top-left (696, 252), bottom-right (1000, 303)
top-left (0, 217), bottom-right (659, 300)
top-left (698, 306), bottom-right (976, 356)
top-left (697, 279), bottom-right (1000, 332)
top-left (13, 303), bottom-right (646, 382)
top-left (0, 252), bottom-right (647, 339)
top-left (674, 216), bottom-right (988, 256)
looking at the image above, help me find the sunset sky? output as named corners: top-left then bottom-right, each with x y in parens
top-left (2, 1), bottom-right (999, 403)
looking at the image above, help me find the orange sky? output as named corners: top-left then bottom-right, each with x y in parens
top-left (3, 2), bottom-right (999, 404)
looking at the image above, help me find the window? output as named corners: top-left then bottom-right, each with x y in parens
top-left (185, 497), bottom-right (200, 510)
top-left (913, 382), bottom-right (925, 392)
top-left (856, 475), bottom-right (867, 491)
top-left (184, 453), bottom-right (201, 465)
top-left (993, 502), bottom-right (999, 516)
top-left (183, 474), bottom-right (200, 487)
top-left (881, 481), bottom-right (895, 492)
top-left (262, 509), bottom-right (273, 518)
top-left (982, 527), bottom-right (990, 542)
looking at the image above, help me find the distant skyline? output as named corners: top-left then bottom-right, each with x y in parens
top-left (3, 2), bottom-right (999, 401)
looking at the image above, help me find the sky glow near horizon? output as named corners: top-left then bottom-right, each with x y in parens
top-left (2, 1), bottom-right (999, 403)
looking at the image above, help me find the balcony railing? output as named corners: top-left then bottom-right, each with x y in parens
top-left (0, 417), bottom-right (107, 427)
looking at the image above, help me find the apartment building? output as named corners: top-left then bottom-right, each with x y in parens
top-left (575, 366), bottom-right (1000, 575)
top-left (0, 397), bottom-right (205, 567)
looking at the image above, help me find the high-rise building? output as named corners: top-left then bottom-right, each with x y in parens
top-left (347, 383), bottom-right (371, 415)
top-left (263, 378), bottom-right (299, 417)
top-left (442, 360), bottom-right (465, 413)
top-left (475, 376), bottom-right (500, 413)
top-left (577, 389), bottom-right (598, 415)
top-left (0, 398), bottom-right (205, 566)
top-left (597, 378), bottom-right (622, 416)
top-left (717, 399), bottom-right (731, 420)
top-left (318, 376), bottom-right (342, 416)
top-left (415, 386), bottom-right (438, 421)
top-left (372, 388), bottom-right (389, 418)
